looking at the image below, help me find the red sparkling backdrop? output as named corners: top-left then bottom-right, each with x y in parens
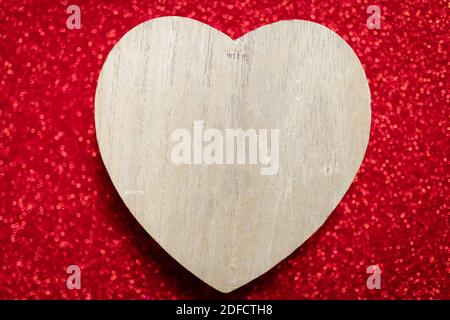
top-left (0, 0), bottom-right (448, 299)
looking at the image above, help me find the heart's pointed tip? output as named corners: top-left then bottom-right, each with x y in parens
top-left (192, 271), bottom-right (250, 293)
top-left (207, 281), bottom-right (243, 294)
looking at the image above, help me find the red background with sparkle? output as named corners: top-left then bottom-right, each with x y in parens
top-left (0, 0), bottom-right (448, 299)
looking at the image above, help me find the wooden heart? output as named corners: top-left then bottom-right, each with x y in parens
top-left (95, 17), bottom-right (371, 292)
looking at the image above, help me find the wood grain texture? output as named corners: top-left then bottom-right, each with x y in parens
top-left (95, 16), bottom-right (371, 292)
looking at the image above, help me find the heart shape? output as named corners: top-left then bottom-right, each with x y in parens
top-left (95, 17), bottom-right (370, 292)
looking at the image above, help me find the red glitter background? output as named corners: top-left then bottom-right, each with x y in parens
top-left (0, 0), bottom-right (448, 299)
